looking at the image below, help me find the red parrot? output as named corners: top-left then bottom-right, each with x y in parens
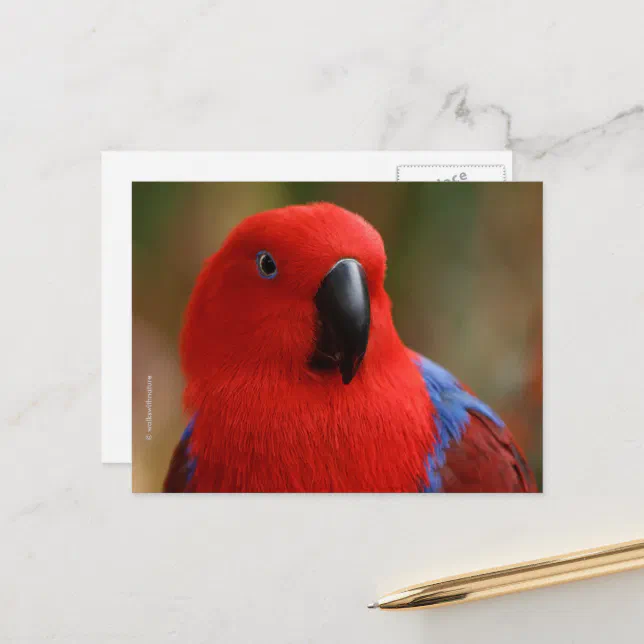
top-left (164, 203), bottom-right (536, 493)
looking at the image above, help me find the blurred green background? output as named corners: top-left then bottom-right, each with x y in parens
top-left (132, 182), bottom-right (543, 492)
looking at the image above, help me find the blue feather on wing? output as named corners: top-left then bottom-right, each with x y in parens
top-left (412, 354), bottom-right (504, 492)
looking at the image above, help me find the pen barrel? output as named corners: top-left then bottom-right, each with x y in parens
top-left (379, 539), bottom-right (644, 610)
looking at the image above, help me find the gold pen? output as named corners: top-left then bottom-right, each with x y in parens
top-left (369, 538), bottom-right (644, 611)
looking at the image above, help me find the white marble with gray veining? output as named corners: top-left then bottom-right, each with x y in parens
top-left (2, 1), bottom-right (644, 642)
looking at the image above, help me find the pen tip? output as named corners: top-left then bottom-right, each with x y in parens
top-left (367, 602), bottom-right (379, 609)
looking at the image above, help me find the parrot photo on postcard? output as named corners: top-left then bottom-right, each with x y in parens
top-left (164, 202), bottom-right (536, 493)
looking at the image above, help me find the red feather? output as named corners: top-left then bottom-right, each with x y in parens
top-left (438, 413), bottom-right (536, 492)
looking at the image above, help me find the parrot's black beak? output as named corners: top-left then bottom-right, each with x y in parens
top-left (311, 259), bottom-right (370, 385)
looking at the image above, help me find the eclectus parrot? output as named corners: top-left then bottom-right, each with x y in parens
top-left (164, 203), bottom-right (536, 493)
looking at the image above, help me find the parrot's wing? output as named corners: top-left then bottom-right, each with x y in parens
top-left (163, 415), bottom-right (197, 493)
top-left (411, 351), bottom-right (536, 493)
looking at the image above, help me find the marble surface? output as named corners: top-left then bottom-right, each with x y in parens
top-left (2, 1), bottom-right (644, 642)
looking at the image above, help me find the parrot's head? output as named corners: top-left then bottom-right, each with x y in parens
top-left (181, 202), bottom-right (399, 401)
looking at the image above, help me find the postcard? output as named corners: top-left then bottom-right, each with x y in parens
top-left (103, 151), bottom-right (513, 466)
top-left (124, 178), bottom-right (541, 492)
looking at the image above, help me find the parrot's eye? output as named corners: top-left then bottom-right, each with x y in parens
top-left (256, 251), bottom-right (278, 279)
